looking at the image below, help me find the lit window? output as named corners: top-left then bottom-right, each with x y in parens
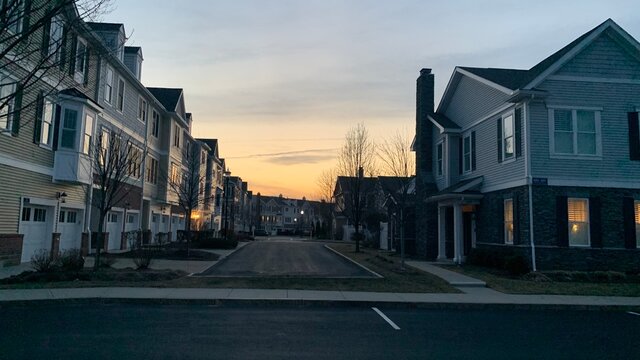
top-left (568, 198), bottom-right (590, 246)
top-left (504, 199), bottom-right (514, 244)
top-left (40, 99), bottom-right (55, 146)
top-left (116, 79), bottom-right (125, 112)
top-left (635, 201), bottom-right (640, 248)
top-left (502, 113), bottom-right (514, 160)
top-left (83, 113), bottom-right (94, 154)
top-left (0, 76), bottom-right (17, 131)
top-left (551, 109), bottom-right (600, 156)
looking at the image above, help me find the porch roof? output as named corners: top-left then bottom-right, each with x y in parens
top-left (426, 177), bottom-right (483, 203)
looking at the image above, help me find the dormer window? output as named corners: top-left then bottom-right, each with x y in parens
top-left (74, 37), bottom-right (88, 84)
top-left (6, 0), bottom-right (25, 34)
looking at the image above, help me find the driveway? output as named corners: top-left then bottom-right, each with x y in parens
top-left (196, 238), bottom-right (375, 278)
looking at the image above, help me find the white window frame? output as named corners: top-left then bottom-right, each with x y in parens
top-left (146, 156), bottom-right (158, 184)
top-left (74, 37), bottom-right (88, 84)
top-left (6, 0), bottom-right (25, 34)
top-left (436, 141), bottom-right (443, 177)
top-left (504, 199), bottom-right (514, 245)
top-left (116, 78), bottom-right (125, 112)
top-left (137, 97), bottom-right (147, 123)
top-left (104, 66), bottom-right (114, 104)
top-left (548, 107), bottom-right (602, 159)
top-left (60, 107), bottom-right (79, 150)
top-left (151, 110), bottom-right (160, 138)
top-left (82, 112), bottom-right (94, 155)
top-left (173, 123), bottom-right (180, 148)
top-left (39, 98), bottom-right (55, 147)
top-left (501, 111), bottom-right (515, 162)
top-left (462, 133), bottom-right (472, 174)
top-left (568, 197), bottom-right (590, 247)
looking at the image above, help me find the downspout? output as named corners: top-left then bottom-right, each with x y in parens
top-left (524, 101), bottom-right (537, 272)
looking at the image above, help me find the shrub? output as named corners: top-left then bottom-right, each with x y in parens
top-left (30, 249), bottom-right (58, 273)
top-left (132, 247), bottom-right (154, 270)
top-left (466, 248), bottom-right (530, 275)
top-left (99, 256), bottom-right (116, 268)
top-left (58, 249), bottom-right (85, 272)
top-left (195, 236), bottom-right (238, 249)
top-left (504, 255), bottom-right (530, 276)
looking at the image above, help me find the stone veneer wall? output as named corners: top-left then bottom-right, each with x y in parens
top-left (415, 181), bottom-right (439, 259)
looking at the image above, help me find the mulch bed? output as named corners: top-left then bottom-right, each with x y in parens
top-left (1, 268), bottom-right (186, 285)
top-left (99, 249), bottom-right (220, 261)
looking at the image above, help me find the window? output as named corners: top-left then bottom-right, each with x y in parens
top-left (173, 124), bottom-right (180, 148)
top-left (138, 97), bottom-right (147, 122)
top-left (108, 212), bottom-right (118, 223)
top-left (171, 163), bottom-right (179, 183)
top-left (47, 16), bottom-right (64, 63)
top-left (40, 99), bottom-right (55, 146)
top-left (568, 198), bottom-right (590, 246)
top-left (116, 78), bottom-right (125, 112)
top-left (551, 109), bottom-right (600, 156)
top-left (83, 113), bottom-right (94, 154)
top-left (63, 211), bottom-right (77, 223)
top-left (0, 77), bottom-right (17, 132)
top-left (33, 208), bottom-right (47, 222)
top-left (152, 214), bottom-right (158, 223)
top-left (504, 199), bottom-right (514, 244)
top-left (59, 210), bottom-right (65, 223)
top-left (151, 110), bottom-right (159, 137)
top-left (146, 156), bottom-right (158, 184)
top-left (128, 144), bottom-right (142, 178)
top-left (463, 134), bottom-right (472, 173)
top-left (60, 109), bottom-right (78, 149)
top-left (74, 37), bottom-right (88, 84)
top-left (104, 66), bottom-right (114, 104)
top-left (21, 207), bottom-right (31, 221)
top-left (127, 214), bottom-right (135, 223)
top-left (6, 0), bottom-right (25, 34)
top-left (436, 141), bottom-right (443, 177)
top-left (502, 113), bottom-right (515, 160)
top-left (633, 200), bottom-right (640, 249)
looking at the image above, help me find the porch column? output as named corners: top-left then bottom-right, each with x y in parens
top-left (437, 206), bottom-right (446, 260)
top-left (453, 203), bottom-right (463, 264)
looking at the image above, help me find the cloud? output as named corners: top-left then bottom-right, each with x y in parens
top-left (228, 148), bottom-right (337, 166)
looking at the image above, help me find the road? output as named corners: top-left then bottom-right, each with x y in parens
top-left (1, 304), bottom-right (638, 359)
top-left (198, 237), bottom-right (374, 277)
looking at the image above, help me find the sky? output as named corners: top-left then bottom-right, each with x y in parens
top-left (103, 0), bottom-right (640, 199)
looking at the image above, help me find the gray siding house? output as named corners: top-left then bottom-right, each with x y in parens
top-left (415, 19), bottom-right (640, 271)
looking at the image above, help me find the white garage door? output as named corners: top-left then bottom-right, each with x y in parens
top-left (58, 209), bottom-right (82, 251)
top-left (20, 206), bottom-right (53, 263)
top-left (105, 211), bottom-right (123, 251)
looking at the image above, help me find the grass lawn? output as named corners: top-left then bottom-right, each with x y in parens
top-left (442, 265), bottom-right (640, 297)
top-left (1, 244), bottom-right (458, 293)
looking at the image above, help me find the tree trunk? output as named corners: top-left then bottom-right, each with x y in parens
top-left (93, 215), bottom-right (105, 271)
top-left (400, 207), bottom-right (405, 270)
top-left (185, 210), bottom-right (191, 258)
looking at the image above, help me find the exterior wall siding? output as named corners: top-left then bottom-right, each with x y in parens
top-left (442, 75), bottom-right (510, 127)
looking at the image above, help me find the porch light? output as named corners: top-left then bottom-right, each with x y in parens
top-left (571, 224), bottom-right (579, 233)
top-left (191, 212), bottom-right (201, 220)
top-left (56, 192), bottom-right (68, 203)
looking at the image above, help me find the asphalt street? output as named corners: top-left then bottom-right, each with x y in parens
top-left (197, 237), bottom-right (375, 277)
top-left (1, 304), bottom-right (638, 359)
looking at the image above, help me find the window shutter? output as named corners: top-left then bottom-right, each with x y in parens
top-left (497, 118), bottom-right (503, 163)
top-left (52, 104), bottom-right (61, 151)
top-left (589, 197), bottom-right (602, 248)
top-left (33, 92), bottom-right (44, 144)
top-left (471, 131), bottom-right (476, 171)
top-left (83, 47), bottom-right (91, 86)
top-left (40, 15), bottom-right (51, 59)
top-left (622, 197), bottom-right (637, 249)
top-left (498, 198), bottom-right (504, 243)
top-left (21, 0), bottom-right (32, 37)
top-left (11, 84), bottom-right (23, 136)
top-left (515, 108), bottom-right (522, 158)
top-left (628, 112), bottom-right (640, 160)
top-left (513, 194), bottom-right (520, 244)
top-left (458, 136), bottom-right (462, 175)
top-left (556, 196), bottom-right (568, 247)
top-left (59, 26), bottom-right (69, 71)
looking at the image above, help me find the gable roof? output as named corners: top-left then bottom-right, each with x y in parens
top-left (428, 113), bottom-right (460, 132)
top-left (86, 22), bottom-right (124, 32)
top-left (458, 67), bottom-right (529, 90)
top-left (147, 87), bottom-right (183, 112)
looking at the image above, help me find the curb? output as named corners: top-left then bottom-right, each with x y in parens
top-left (323, 245), bottom-right (383, 278)
top-left (1, 297), bottom-right (639, 312)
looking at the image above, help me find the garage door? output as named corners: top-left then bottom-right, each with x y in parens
top-left (20, 206), bottom-right (53, 263)
top-left (105, 211), bottom-right (123, 251)
top-left (58, 209), bottom-right (82, 251)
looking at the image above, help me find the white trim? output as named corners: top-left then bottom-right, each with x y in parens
top-left (547, 178), bottom-right (640, 188)
top-left (500, 110), bottom-right (516, 163)
top-left (457, 67), bottom-right (514, 95)
top-left (460, 103), bottom-right (515, 133)
top-left (567, 197), bottom-right (590, 247)
top-left (0, 153), bottom-right (53, 176)
top-left (461, 132), bottom-right (473, 174)
top-left (547, 74), bottom-right (640, 85)
top-left (547, 105), bottom-right (603, 111)
top-left (23, 196), bottom-right (57, 207)
top-left (481, 178), bottom-right (528, 193)
top-left (60, 202), bottom-right (85, 210)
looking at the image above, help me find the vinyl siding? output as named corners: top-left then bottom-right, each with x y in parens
top-left (443, 75), bottom-right (511, 129)
top-left (0, 164), bottom-right (85, 233)
top-left (556, 31), bottom-right (640, 80)
top-left (529, 79), bottom-right (640, 181)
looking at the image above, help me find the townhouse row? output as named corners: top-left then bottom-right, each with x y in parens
top-left (0, 1), bottom-right (243, 265)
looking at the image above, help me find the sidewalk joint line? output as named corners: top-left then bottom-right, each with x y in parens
top-left (372, 307), bottom-right (400, 330)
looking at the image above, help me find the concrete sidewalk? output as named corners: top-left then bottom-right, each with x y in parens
top-left (0, 287), bottom-right (639, 309)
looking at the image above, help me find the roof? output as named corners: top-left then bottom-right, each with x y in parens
top-left (124, 46), bottom-right (142, 53)
top-left (429, 113), bottom-right (460, 130)
top-left (197, 138), bottom-right (218, 151)
top-left (86, 22), bottom-right (124, 32)
top-left (58, 88), bottom-right (102, 110)
top-left (430, 177), bottom-right (483, 198)
top-left (147, 87), bottom-right (183, 112)
top-left (458, 67), bottom-right (529, 90)
top-left (335, 176), bottom-right (378, 195)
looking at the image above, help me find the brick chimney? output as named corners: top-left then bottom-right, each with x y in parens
top-left (415, 68), bottom-right (435, 180)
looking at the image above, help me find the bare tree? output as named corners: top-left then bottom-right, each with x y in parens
top-left (316, 167), bottom-right (337, 203)
top-left (91, 129), bottom-right (142, 271)
top-left (378, 130), bottom-right (415, 269)
top-left (164, 142), bottom-right (210, 257)
top-left (337, 123), bottom-right (376, 252)
top-left (0, 0), bottom-right (114, 134)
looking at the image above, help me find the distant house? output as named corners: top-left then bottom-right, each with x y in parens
top-left (332, 176), bottom-right (383, 241)
top-left (414, 19), bottom-right (640, 271)
top-left (377, 176), bottom-right (416, 252)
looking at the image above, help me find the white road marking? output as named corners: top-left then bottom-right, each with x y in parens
top-left (627, 311), bottom-right (640, 316)
top-left (372, 307), bottom-right (401, 330)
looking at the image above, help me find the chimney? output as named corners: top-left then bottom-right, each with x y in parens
top-left (124, 47), bottom-right (144, 81)
top-left (415, 68), bottom-right (435, 179)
